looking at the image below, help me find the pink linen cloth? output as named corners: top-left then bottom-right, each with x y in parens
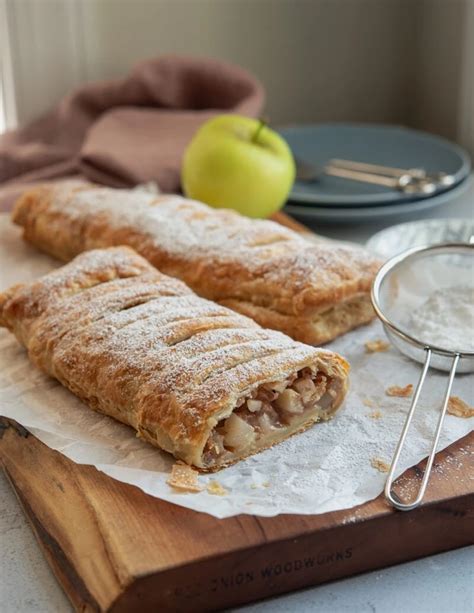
top-left (0, 55), bottom-right (264, 211)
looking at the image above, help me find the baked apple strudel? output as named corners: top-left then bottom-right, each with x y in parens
top-left (0, 247), bottom-right (349, 470)
top-left (12, 181), bottom-right (380, 345)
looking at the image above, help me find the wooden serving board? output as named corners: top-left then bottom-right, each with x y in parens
top-left (1, 212), bottom-right (473, 612)
top-left (1, 419), bottom-right (472, 612)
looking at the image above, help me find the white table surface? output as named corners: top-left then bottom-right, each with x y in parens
top-left (1, 181), bottom-right (473, 613)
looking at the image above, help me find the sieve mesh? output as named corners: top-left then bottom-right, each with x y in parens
top-left (373, 244), bottom-right (474, 372)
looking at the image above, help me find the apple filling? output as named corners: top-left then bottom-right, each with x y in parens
top-left (203, 368), bottom-right (339, 467)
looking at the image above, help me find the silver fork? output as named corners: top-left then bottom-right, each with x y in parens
top-left (331, 158), bottom-right (456, 188)
top-left (295, 157), bottom-right (438, 195)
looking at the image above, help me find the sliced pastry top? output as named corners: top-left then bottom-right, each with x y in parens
top-left (0, 246), bottom-right (349, 469)
top-left (13, 181), bottom-right (380, 319)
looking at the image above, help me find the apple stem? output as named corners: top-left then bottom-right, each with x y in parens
top-left (252, 118), bottom-right (267, 144)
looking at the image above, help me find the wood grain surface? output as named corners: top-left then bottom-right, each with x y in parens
top-left (1, 212), bottom-right (473, 612)
top-left (1, 418), bottom-right (472, 612)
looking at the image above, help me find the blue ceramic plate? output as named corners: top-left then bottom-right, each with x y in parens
top-left (279, 123), bottom-right (471, 206)
top-left (284, 174), bottom-right (473, 223)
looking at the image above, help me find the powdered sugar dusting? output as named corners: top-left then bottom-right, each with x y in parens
top-left (0, 216), bottom-right (472, 518)
top-left (43, 182), bottom-right (379, 305)
top-left (6, 247), bottom-right (336, 439)
top-left (408, 286), bottom-right (474, 352)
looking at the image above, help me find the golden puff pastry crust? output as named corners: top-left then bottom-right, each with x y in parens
top-left (12, 181), bottom-right (380, 344)
top-left (0, 247), bottom-right (349, 470)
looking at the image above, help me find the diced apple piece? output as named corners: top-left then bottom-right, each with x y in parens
top-left (247, 399), bottom-right (263, 413)
top-left (224, 413), bottom-right (256, 449)
top-left (318, 391), bottom-right (335, 411)
top-left (208, 431), bottom-right (226, 455)
top-left (274, 388), bottom-right (304, 414)
top-left (258, 405), bottom-right (280, 432)
top-left (292, 377), bottom-right (318, 402)
top-left (258, 412), bottom-right (277, 434)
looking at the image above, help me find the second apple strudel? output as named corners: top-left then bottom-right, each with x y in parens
top-left (0, 247), bottom-right (349, 470)
top-left (12, 181), bottom-right (380, 345)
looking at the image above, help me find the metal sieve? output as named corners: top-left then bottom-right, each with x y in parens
top-left (371, 242), bottom-right (474, 511)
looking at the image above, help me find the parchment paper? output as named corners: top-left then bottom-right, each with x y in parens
top-left (0, 216), bottom-right (472, 518)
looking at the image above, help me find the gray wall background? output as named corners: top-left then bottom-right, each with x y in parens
top-left (4, 0), bottom-right (473, 153)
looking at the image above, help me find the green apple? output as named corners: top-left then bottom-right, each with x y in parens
top-left (182, 115), bottom-right (295, 218)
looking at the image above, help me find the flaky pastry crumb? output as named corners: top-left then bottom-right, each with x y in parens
top-left (386, 384), bottom-right (413, 398)
top-left (447, 396), bottom-right (474, 418)
top-left (207, 480), bottom-right (228, 496)
top-left (365, 339), bottom-right (390, 353)
top-left (369, 410), bottom-right (382, 419)
top-left (167, 462), bottom-right (203, 492)
top-left (371, 457), bottom-right (390, 473)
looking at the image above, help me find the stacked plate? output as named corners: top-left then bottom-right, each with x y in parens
top-left (280, 124), bottom-right (471, 223)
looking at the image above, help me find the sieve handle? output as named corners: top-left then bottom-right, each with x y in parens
top-left (384, 349), bottom-right (460, 511)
